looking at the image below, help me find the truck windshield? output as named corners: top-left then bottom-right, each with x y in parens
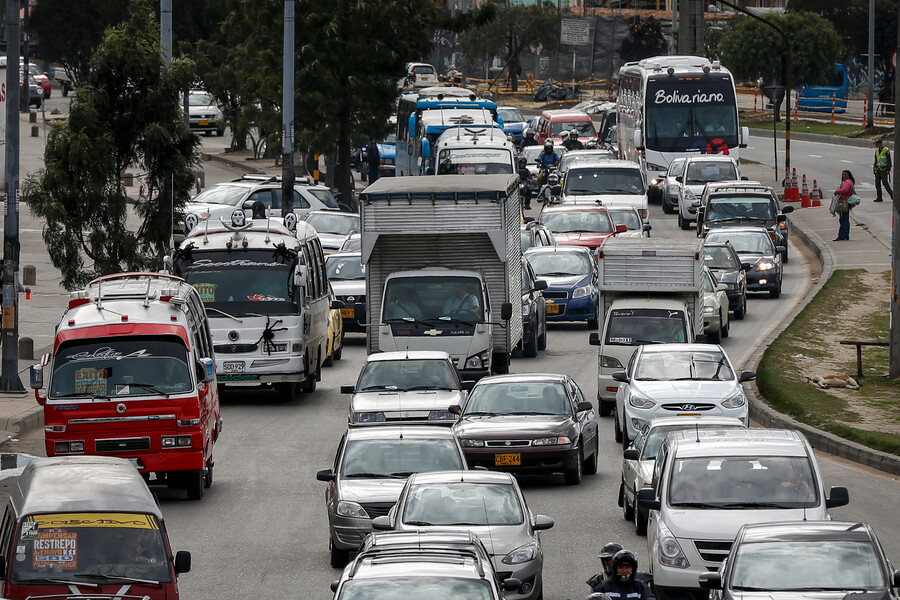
top-left (564, 168), bottom-right (645, 196)
top-left (606, 308), bottom-right (687, 345)
top-left (383, 276), bottom-right (484, 323)
top-left (10, 512), bottom-right (172, 584)
top-left (437, 149), bottom-right (513, 175)
top-left (49, 336), bottom-right (191, 400)
top-left (174, 249), bottom-right (298, 315)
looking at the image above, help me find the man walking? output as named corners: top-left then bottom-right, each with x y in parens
top-left (873, 139), bottom-right (892, 203)
top-left (366, 138), bottom-right (380, 186)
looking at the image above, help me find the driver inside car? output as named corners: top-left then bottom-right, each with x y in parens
top-left (442, 283), bottom-right (480, 316)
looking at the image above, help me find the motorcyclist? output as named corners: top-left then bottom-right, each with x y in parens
top-left (517, 156), bottom-right (534, 210)
top-left (519, 128), bottom-right (539, 149)
top-left (538, 171), bottom-right (561, 204)
top-left (586, 542), bottom-right (624, 589)
top-left (564, 128), bottom-right (585, 151)
top-left (536, 140), bottom-right (559, 187)
top-left (590, 549), bottom-right (655, 600)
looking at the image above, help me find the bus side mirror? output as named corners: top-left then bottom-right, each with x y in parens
top-left (739, 126), bottom-right (750, 148)
top-left (198, 358), bottom-right (215, 384)
top-left (29, 364), bottom-right (43, 390)
top-left (408, 113), bottom-right (416, 139)
top-left (174, 550), bottom-right (191, 574)
top-left (421, 138), bottom-right (431, 159)
top-left (633, 130), bottom-right (643, 149)
top-left (295, 265), bottom-right (308, 288)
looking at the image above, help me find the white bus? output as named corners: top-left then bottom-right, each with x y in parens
top-left (617, 56), bottom-right (749, 203)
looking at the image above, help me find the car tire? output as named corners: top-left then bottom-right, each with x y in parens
top-left (330, 538), bottom-right (350, 569)
top-left (334, 337), bottom-right (343, 361)
top-left (584, 436), bottom-right (599, 475)
top-left (770, 282), bottom-right (782, 299)
top-left (537, 322), bottom-right (547, 351)
top-left (598, 398), bottom-right (614, 417)
top-left (622, 481), bottom-right (635, 521)
top-left (662, 200), bottom-right (672, 215)
top-left (323, 346), bottom-right (335, 367)
top-left (722, 312), bottom-right (730, 338)
top-left (216, 128), bottom-right (225, 137)
top-left (186, 470), bottom-right (204, 500)
top-left (614, 411), bottom-right (623, 443)
top-left (622, 428), bottom-right (630, 450)
top-left (523, 323), bottom-right (539, 358)
top-left (734, 294), bottom-right (746, 320)
top-left (707, 317), bottom-right (722, 343)
top-left (679, 212), bottom-right (691, 230)
top-left (634, 499), bottom-right (647, 535)
top-left (277, 382), bottom-right (297, 403)
top-left (564, 448), bottom-right (583, 485)
top-left (204, 462), bottom-right (214, 489)
top-left (300, 363), bottom-right (319, 393)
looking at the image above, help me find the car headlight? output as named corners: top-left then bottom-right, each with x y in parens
top-left (427, 410), bottom-right (455, 421)
top-left (722, 390), bottom-right (746, 409)
top-left (756, 260), bottom-right (776, 271)
top-left (571, 285), bottom-right (592, 299)
top-left (459, 438), bottom-right (485, 448)
top-left (600, 355), bottom-right (623, 369)
top-left (532, 436), bottom-right (571, 446)
top-left (656, 519), bottom-right (689, 568)
top-left (649, 178), bottom-right (660, 186)
top-left (646, 162), bottom-right (666, 172)
top-left (502, 542), bottom-right (538, 565)
top-left (628, 392), bottom-right (656, 410)
top-left (464, 350), bottom-right (491, 370)
top-left (354, 411), bottom-right (385, 424)
top-left (336, 500), bottom-right (370, 518)
top-left (683, 189), bottom-right (696, 202)
top-left (703, 305), bottom-right (717, 314)
top-left (213, 109), bottom-right (223, 120)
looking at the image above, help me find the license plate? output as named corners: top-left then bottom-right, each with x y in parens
top-left (340, 308), bottom-right (355, 318)
top-left (199, 119), bottom-right (209, 126)
top-left (546, 304), bottom-right (562, 314)
top-left (223, 361), bottom-right (245, 373)
top-left (495, 453), bottom-right (521, 466)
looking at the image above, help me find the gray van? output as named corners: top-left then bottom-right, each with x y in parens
top-left (0, 456), bottom-right (190, 599)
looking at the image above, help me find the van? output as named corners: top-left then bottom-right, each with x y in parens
top-left (0, 456), bottom-right (191, 600)
top-left (639, 429), bottom-right (849, 600)
top-left (534, 109), bottom-right (597, 145)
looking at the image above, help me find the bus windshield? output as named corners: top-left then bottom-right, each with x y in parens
top-left (645, 79), bottom-right (738, 152)
top-left (437, 149), bottom-right (513, 175)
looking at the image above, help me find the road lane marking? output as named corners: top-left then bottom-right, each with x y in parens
top-left (809, 154), bottom-right (823, 158)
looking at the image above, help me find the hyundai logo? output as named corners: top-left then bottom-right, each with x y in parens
top-left (681, 404), bottom-right (696, 411)
top-left (505, 441), bottom-right (511, 446)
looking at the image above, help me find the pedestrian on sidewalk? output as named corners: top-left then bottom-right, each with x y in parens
top-left (366, 138), bottom-right (380, 186)
top-left (873, 139), bottom-right (892, 203)
top-left (830, 169), bottom-right (855, 241)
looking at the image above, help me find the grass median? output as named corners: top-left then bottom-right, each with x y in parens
top-left (756, 269), bottom-right (900, 456)
top-left (741, 115), bottom-right (893, 139)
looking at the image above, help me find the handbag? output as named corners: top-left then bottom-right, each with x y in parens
top-left (847, 194), bottom-right (861, 208)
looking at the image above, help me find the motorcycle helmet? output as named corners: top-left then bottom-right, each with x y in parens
top-left (597, 542), bottom-right (624, 577)
top-left (610, 549), bottom-right (638, 584)
top-left (560, 130), bottom-right (570, 140)
top-left (543, 140), bottom-right (553, 150)
top-left (524, 128), bottom-right (535, 137)
top-left (518, 156), bottom-right (528, 166)
top-left (547, 172), bottom-right (560, 185)
top-left (570, 128), bottom-right (581, 139)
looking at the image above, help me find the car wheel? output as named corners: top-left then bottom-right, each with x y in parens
top-left (204, 462), bottom-right (214, 488)
top-left (587, 315), bottom-right (599, 330)
top-left (634, 499), bottom-right (647, 535)
top-left (584, 436), bottom-right (599, 475)
top-left (330, 538), bottom-right (350, 568)
top-left (734, 294), bottom-right (746, 320)
top-left (722, 312), bottom-right (730, 338)
top-left (707, 317), bottom-right (722, 343)
top-left (186, 470), bottom-right (204, 500)
top-left (537, 321), bottom-right (547, 351)
top-left (277, 382), bottom-right (297, 402)
top-left (662, 200), bottom-right (672, 214)
top-left (677, 212), bottom-right (684, 229)
top-left (334, 336), bottom-right (343, 361)
top-left (300, 363), bottom-right (319, 393)
top-left (599, 398), bottom-right (614, 417)
top-left (614, 411), bottom-right (623, 443)
top-left (564, 448), bottom-right (583, 485)
top-left (622, 481), bottom-right (635, 521)
top-left (523, 323), bottom-right (539, 358)
top-left (617, 480), bottom-right (625, 507)
top-left (621, 428), bottom-right (630, 450)
top-left (769, 282), bottom-right (782, 299)
top-left (323, 344), bottom-right (335, 367)
top-left (216, 128), bottom-right (225, 137)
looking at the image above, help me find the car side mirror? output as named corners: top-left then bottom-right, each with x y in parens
top-left (331, 580), bottom-right (340, 593)
top-left (776, 245), bottom-right (786, 255)
top-left (533, 514), bottom-right (554, 530)
top-left (330, 299), bottom-right (345, 310)
top-left (449, 404), bottom-right (462, 415)
top-left (533, 279), bottom-right (548, 291)
top-left (777, 214), bottom-right (787, 223)
top-left (740, 262), bottom-right (752, 271)
top-left (316, 468), bottom-right (335, 482)
top-left (739, 371), bottom-right (756, 382)
top-left (643, 224), bottom-right (652, 232)
top-left (781, 205), bottom-right (794, 214)
top-left (524, 216), bottom-right (535, 223)
top-left (576, 401), bottom-right (593, 413)
top-left (740, 175), bottom-right (749, 181)
top-left (501, 302), bottom-right (513, 321)
top-left (550, 184), bottom-right (562, 196)
top-left (717, 283), bottom-right (728, 292)
top-left (174, 550), bottom-right (191, 574)
top-left (588, 332), bottom-right (600, 346)
top-left (637, 488), bottom-right (660, 510)
top-left (612, 371), bottom-right (628, 383)
top-left (371, 516), bottom-right (392, 531)
top-left (698, 572), bottom-right (722, 590)
top-left (615, 224), bottom-right (628, 234)
top-left (198, 357), bottom-right (215, 384)
top-left (825, 486), bottom-right (850, 508)
top-left (623, 448), bottom-right (639, 460)
top-left (340, 385), bottom-right (355, 394)
top-left (691, 201), bottom-right (700, 208)
top-left (892, 570), bottom-right (900, 586)
top-left (675, 175), bottom-right (683, 183)
top-left (503, 578), bottom-right (523, 591)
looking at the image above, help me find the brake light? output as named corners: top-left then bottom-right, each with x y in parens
top-left (68, 298), bottom-right (90, 309)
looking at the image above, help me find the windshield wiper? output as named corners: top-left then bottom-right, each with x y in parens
top-left (205, 307), bottom-right (244, 322)
top-left (670, 501), bottom-right (726, 508)
top-left (404, 520), bottom-right (433, 526)
top-left (344, 472), bottom-right (390, 478)
top-left (126, 383), bottom-right (170, 398)
top-left (360, 385), bottom-right (398, 392)
top-left (52, 392), bottom-right (110, 400)
top-left (18, 577), bottom-right (101, 588)
top-left (715, 501), bottom-right (794, 509)
top-left (542, 271), bottom-right (581, 276)
top-left (405, 385), bottom-right (454, 391)
top-left (78, 573), bottom-right (162, 585)
top-left (389, 471), bottom-right (415, 478)
top-left (636, 377), bottom-right (659, 381)
top-left (464, 411), bottom-right (497, 416)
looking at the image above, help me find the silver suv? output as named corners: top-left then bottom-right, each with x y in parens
top-left (676, 155), bottom-right (740, 230)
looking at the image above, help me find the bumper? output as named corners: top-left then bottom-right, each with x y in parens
top-left (651, 536), bottom-right (729, 592)
top-left (462, 446), bottom-right (580, 475)
top-left (459, 367), bottom-right (490, 382)
top-left (46, 440), bottom-right (207, 474)
top-left (189, 120), bottom-right (223, 133)
top-left (597, 372), bottom-right (620, 403)
top-left (495, 558), bottom-right (543, 600)
top-left (378, 165), bottom-right (396, 177)
top-left (746, 272), bottom-right (779, 291)
top-left (702, 312), bottom-right (721, 334)
top-left (215, 356), bottom-right (307, 387)
top-left (330, 514), bottom-right (374, 550)
top-left (663, 193), bottom-right (679, 210)
top-left (624, 407), bottom-right (748, 440)
top-left (544, 295), bottom-right (596, 323)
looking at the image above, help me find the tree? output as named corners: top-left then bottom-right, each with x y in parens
top-left (22, 0), bottom-right (198, 290)
top-left (458, 3), bottom-right (560, 92)
top-left (27, 0), bottom-right (130, 86)
top-left (717, 11), bottom-right (843, 88)
top-left (619, 16), bottom-right (668, 64)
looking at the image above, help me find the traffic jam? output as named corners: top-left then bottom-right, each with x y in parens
top-left (10, 54), bottom-right (895, 600)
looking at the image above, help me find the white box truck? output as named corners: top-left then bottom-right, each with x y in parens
top-left (589, 238), bottom-right (704, 420)
top-left (360, 174), bottom-right (523, 380)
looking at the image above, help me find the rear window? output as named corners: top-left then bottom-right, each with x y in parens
top-left (414, 65), bottom-right (435, 75)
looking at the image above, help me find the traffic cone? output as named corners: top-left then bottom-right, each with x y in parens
top-left (811, 179), bottom-right (822, 207)
top-left (800, 174), bottom-right (812, 208)
top-left (791, 169), bottom-right (801, 201)
top-left (784, 169), bottom-right (797, 202)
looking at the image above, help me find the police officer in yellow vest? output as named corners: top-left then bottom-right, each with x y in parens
top-left (873, 139), bottom-right (893, 203)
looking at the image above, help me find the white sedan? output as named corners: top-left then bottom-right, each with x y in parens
top-left (701, 266), bottom-right (730, 343)
top-left (613, 343), bottom-right (755, 448)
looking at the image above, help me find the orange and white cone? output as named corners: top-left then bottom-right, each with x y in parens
top-left (800, 174), bottom-right (812, 208)
top-left (811, 179), bottom-right (822, 207)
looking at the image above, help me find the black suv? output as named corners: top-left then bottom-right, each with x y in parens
top-left (701, 241), bottom-right (747, 319)
top-left (520, 256), bottom-right (548, 358)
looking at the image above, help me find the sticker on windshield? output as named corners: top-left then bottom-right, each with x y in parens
top-left (609, 337), bottom-right (632, 343)
top-left (247, 294), bottom-right (286, 302)
top-left (74, 368), bottom-right (108, 395)
top-left (20, 522), bottom-right (37, 539)
top-left (114, 384), bottom-right (130, 395)
top-left (192, 282), bottom-right (216, 303)
top-left (32, 531), bottom-right (78, 570)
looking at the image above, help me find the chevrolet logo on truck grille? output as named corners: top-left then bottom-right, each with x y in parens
top-left (424, 329), bottom-right (442, 336)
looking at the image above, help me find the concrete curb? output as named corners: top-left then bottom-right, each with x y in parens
top-left (743, 213), bottom-right (900, 476)
top-left (199, 152), bottom-right (266, 175)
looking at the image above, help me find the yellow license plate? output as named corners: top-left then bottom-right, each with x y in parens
top-left (340, 308), bottom-right (354, 318)
top-left (495, 453), bottom-right (521, 466)
top-left (199, 119), bottom-right (209, 126)
top-left (546, 304), bottom-right (562, 314)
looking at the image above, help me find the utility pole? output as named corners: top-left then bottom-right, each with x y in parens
top-left (866, 0), bottom-right (874, 128)
top-left (160, 0), bottom-right (176, 252)
top-left (281, 0), bottom-right (295, 216)
top-left (1, 0), bottom-right (24, 392)
top-left (890, 0), bottom-right (899, 379)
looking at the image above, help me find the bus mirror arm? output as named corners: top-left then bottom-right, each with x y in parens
top-left (739, 126), bottom-right (750, 148)
top-left (633, 130), bottom-right (643, 150)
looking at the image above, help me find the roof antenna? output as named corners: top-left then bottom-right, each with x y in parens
top-left (695, 422), bottom-right (700, 443)
top-left (203, 207), bottom-right (211, 244)
top-left (481, 497), bottom-right (497, 559)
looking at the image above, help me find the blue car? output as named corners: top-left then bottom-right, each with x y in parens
top-left (499, 106), bottom-right (527, 145)
top-left (524, 245), bottom-right (600, 330)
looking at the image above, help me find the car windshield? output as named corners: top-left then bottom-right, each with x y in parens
top-left (541, 210), bottom-right (612, 234)
top-left (606, 308), bottom-right (687, 345)
top-left (685, 161), bottom-right (737, 184)
top-left (191, 184), bottom-right (247, 206)
top-left (188, 92), bottom-right (214, 107)
top-left (564, 168), bottom-right (645, 196)
top-left (668, 456), bottom-right (818, 508)
top-left (10, 513), bottom-right (172, 584)
top-left (706, 197), bottom-right (775, 222)
top-left (305, 213), bottom-right (359, 235)
top-left (402, 482), bottom-right (524, 526)
top-left (48, 336), bottom-right (192, 400)
top-left (383, 276), bottom-right (483, 323)
top-left (338, 578), bottom-right (493, 600)
top-left (464, 382), bottom-right (571, 415)
top-left (609, 209), bottom-right (642, 230)
top-left (706, 232), bottom-right (774, 255)
top-left (635, 350), bottom-right (732, 381)
top-left (703, 247), bottom-right (739, 269)
top-left (357, 359), bottom-right (459, 391)
top-left (326, 255), bottom-right (365, 280)
top-left (730, 540), bottom-right (885, 591)
top-left (550, 120), bottom-right (595, 137)
top-left (527, 252), bottom-right (590, 277)
top-left (341, 439), bottom-right (463, 477)
top-left (559, 152), bottom-right (616, 172)
top-left (499, 108), bottom-right (525, 123)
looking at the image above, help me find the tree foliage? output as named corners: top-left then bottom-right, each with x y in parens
top-left (23, 0), bottom-right (198, 290)
top-left (619, 17), bottom-right (668, 64)
top-left (458, 2), bottom-right (560, 92)
top-left (717, 11), bottom-right (843, 87)
top-left (27, 0), bottom-right (130, 85)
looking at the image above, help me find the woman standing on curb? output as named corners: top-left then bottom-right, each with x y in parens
top-left (830, 169), bottom-right (855, 241)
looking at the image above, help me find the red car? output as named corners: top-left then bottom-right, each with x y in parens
top-left (537, 203), bottom-right (625, 253)
top-left (26, 63), bottom-right (51, 98)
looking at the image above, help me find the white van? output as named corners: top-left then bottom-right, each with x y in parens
top-left (639, 428), bottom-right (849, 600)
top-left (560, 159), bottom-right (649, 220)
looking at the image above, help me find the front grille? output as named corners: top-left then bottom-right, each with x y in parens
top-left (95, 437), bottom-right (151, 453)
top-left (661, 403), bottom-right (715, 412)
top-left (485, 440), bottom-right (531, 447)
top-left (214, 343), bottom-right (258, 354)
top-left (360, 502), bottom-right (395, 519)
top-left (543, 291), bottom-right (568, 299)
top-left (694, 540), bottom-right (732, 564)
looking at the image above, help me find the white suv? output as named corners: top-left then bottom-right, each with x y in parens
top-left (639, 428), bottom-right (850, 600)
top-left (676, 155), bottom-right (740, 230)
